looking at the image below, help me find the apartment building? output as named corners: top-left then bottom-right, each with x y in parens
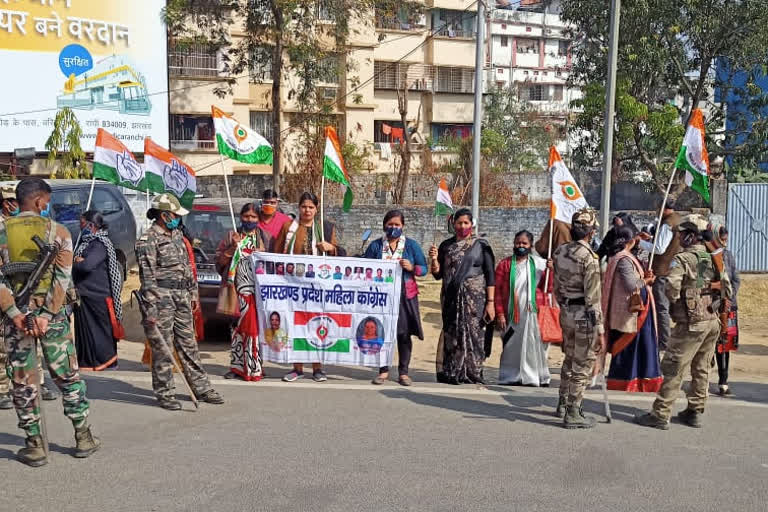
top-left (488, 0), bottom-right (579, 154)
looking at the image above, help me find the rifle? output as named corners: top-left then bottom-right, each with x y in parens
top-left (0, 234), bottom-right (60, 457)
top-left (132, 290), bottom-right (199, 410)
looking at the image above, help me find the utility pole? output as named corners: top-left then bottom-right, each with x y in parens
top-left (600, 0), bottom-right (621, 235)
top-left (471, 1), bottom-right (485, 229)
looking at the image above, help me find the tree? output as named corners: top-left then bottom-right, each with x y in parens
top-left (561, 0), bottom-right (768, 197)
top-left (164, 0), bottom-right (414, 195)
top-left (45, 107), bottom-right (88, 179)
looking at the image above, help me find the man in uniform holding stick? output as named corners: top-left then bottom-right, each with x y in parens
top-left (0, 178), bottom-right (99, 467)
top-left (136, 194), bottom-right (224, 411)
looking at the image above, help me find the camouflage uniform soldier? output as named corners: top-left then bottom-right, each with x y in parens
top-left (635, 215), bottom-right (732, 430)
top-left (136, 194), bottom-right (223, 411)
top-left (0, 178), bottom-right (99, 467)
top-left (552, 209), bottom-right (604, 429)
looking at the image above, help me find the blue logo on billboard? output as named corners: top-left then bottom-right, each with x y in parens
top-left (59, 44), bottom-right (93, 77)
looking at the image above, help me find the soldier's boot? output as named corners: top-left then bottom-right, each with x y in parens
top-left (158, 396), bottom-right (182, 411)
top-left (634, 412), bottom-right (670, 430)
top-left (554, 396), bottom-right (566, 418)
top-left (41, 384), bottom-right (59, 401)
top-left (563, 405), bottom-right (596, 429)
top-left (197, 389), bottom-right (224, 405)
top-left (677, 408), bottom-right (703, 428)
top-left (17, 435), bottom-right (48, 467)
top-left (74, 426), bottom-right (101, 458)
top-left (0, 392), bottom-right (13, 410)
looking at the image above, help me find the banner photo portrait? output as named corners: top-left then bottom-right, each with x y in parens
top-left (252, 253), bottom-right (403, 367)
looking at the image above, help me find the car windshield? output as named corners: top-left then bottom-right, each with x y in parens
top-left (184, 210), bottom-right (233, 256)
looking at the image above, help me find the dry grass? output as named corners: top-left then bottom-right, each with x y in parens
top-left (737, 274), bottom-right (768, 320)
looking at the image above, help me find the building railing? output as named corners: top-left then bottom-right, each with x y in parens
top-left (434, 27), bottom-right (475, 39)
top-left (168, 44), bottom-right (219, 78)
top-left (170, 139), bottom-right (216, 151)
top-left (375, 16), bottom-right (424, 31)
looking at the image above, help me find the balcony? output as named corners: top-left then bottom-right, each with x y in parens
top-left (435, 66), bottom-right (474, 94)
top-left (170, 114), bottom-right (216, 152)
top-left (170, 140), bottom-right (216, 151)
top-left (168, 43), bottom-right (220, 79)
top-left (375, 14), bottom-right (426, 32)
top-left (374, 62), bottom-right (436, 92)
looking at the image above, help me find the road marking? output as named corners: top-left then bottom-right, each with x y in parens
top-left (88, 373), bottom-right (768, 409)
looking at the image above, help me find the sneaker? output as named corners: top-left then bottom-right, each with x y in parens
top-left (0, 392), bottom-right (12, 410)
top-left (40, 384), bottom-right (59, 401)
top-left (677, 408), bottom-right (703, 428)
top-left (312, 370), bottom-right (327, 382)
top-left (634, 412), bottom-right (670, 430)
top-left (283, 371), bottom-right (304, 382)
top-left (198, 389), bottom-right (224, 405)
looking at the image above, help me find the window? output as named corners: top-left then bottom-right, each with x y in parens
top-left (250, 46), bottom-right (273, 82)
top-left (316, 56), bottom-right (339, 85)
top-left (517, 38), bottom-right (538, 54)
top-left (250, 111), bottom-right (273, 143)
top-left (315, 1), bottom-right (334, 21)
top-left (526, 26), bottom-right (532, 32)
top-left (170, 114), bottom-right (215, 151)
top-left (374, 120), bottom-right (404, 143)
top-left (436, 66), bottom-right (474, 94)
top-left (433, 9), bottom-right (476, 39)
top-left (558, 40), bottom-right (569, 57)
top-left (500, 36), bottom-right (508, 47)
top-left (375, 5), bottom-right (424, 31)
top-left (52, 190), bottom-right (84, 224)
top-left (91, 188), bottom-right (123, 216)
top-left (374, 62), bottom-right (434, 91)
top-left (525, 84), bottom-right (545, 101)
top-left (431, 123), bottom-right (472, 142)
top-left (553, 84), bottom-right (564, 101)
top-left (168, 40), bottom-right (219, 78)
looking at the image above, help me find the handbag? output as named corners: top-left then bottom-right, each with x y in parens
top-left (105, 297), bottom-right (125, 340)
top-left (216, 282), bottom-right (240, 318)
top-left (629, 288), bottom-right (644, 313)
top-left (537, 293), bottom-right (562, 344)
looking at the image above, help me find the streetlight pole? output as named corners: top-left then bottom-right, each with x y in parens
top-left (471, 1), bottom-right (485, 229)
top-left (600, 0), bottom-right (621, 234)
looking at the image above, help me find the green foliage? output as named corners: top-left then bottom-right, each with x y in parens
top-left (561, 0), bottom-right (768, 194)
top-left (44, 107), bottom-right (88, 179)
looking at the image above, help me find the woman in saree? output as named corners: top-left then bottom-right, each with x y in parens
top-left (275, 192), bottom-right (338, 383)
top-left (711, 225), bottom-right (740, 397)
top-left (495, 230), bottom-right (550, 386)
top-left (601, 226), bottom-right (662, 392)
top-left (429, 208), bottom-right (495, 385)
top-left (217, 202), bottom-right (266, 381)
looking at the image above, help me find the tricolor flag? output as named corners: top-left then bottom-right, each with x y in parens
top-left (549, 146), bottom-right (588, 224)
top-left (212, 106), bottom-right (273, 165)
top-left (144, 138), bottom-right (197, 208)
top-left (323, 126), bottom-right (353, 212)
top-left (93, 128), bottom-right (146, 191)
top-left (675, 108), bottom-right (710, 202)
top-left (434, 178), bottom-right (453, 217)
top-left (292, 312), bottom-right (352, 353)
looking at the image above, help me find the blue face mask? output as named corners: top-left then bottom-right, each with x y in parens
top-left (10, 206), bottom-right (19, 217)
top-left (385, 226), bottom-right (403, 240)
top-left (164, 215), bottom-right (181, 230)
top-left (81, 227), bottom-right (92, 237)
top-left (241, 221), bottom-right (259, 233)
top-left (40, 202), bottom-right (51, 218)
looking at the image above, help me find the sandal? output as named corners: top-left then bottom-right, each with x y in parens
top-left (371, 375), bottom-right (388, 385)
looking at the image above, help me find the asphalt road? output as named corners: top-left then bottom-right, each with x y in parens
top-left (2, 370), bottom-right (767, 512)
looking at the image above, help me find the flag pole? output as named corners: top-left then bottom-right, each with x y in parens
top-left (75, 173), bottom-right (98, 248)
top-left (218, 154), bottom-right (237, 231)
top-left (320, 173), bottom-right (326, 245)
top-left (648, 166), bottom-right (678, 268)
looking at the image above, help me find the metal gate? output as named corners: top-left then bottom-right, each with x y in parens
top-left (727, 183), bottom-right (768, 272)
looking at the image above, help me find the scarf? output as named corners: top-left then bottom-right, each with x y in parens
top-left (285, 219), bottom-right (323, 255)
top-left (74, 229), bottom-right (123, 321)
top-left (381, 235), bottom-right (406, 261)
top-left (508, 256), bottom-right (537, 325)
top-left (228, 232), bottom-right (263, 284)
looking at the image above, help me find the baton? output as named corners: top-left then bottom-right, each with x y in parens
top-left (133, 291), bottom-right (199, 410)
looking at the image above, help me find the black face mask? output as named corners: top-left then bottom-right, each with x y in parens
top-left (514, 247), bottom-right (530, 257)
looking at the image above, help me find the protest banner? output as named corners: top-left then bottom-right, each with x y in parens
top-left (252, 253), bottom-right (402, 367)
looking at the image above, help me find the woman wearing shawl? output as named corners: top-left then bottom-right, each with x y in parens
top-left (217, 202), bottom-right (266, 381)
top-left (363, 209), bottom-right (428, 386)
top-left (429, 208), bottom-right (495, 385)
top-left (495, 230), bottom-right (550, 386)
top-left (257, 189), bottom-right (292, 251)
top-left (73, 210), bottom-right (123, 370)
top-left (601, 226), bottom-right (662, 392)
top-left (275, 192), bottom-right (338, 383)
top-left (711, 225), bottom-right (740, 397)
